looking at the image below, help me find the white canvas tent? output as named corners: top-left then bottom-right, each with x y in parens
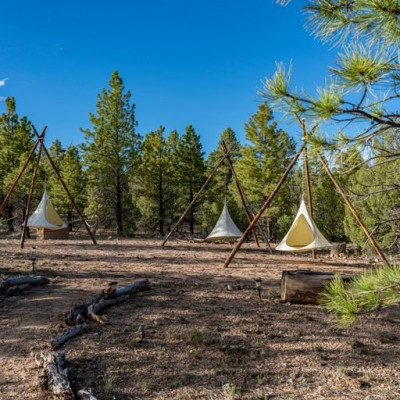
top-left (27, 190), bottom-right (67, 230)
top-left (276, 199), bottom-right (332, 252)
top-left (206, 202), bottom-right (242, 242)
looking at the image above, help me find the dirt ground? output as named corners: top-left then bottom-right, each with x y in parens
top-left (0, 237), bottom-right (399, 400)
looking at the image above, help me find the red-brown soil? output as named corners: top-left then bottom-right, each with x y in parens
top-left (0, 238), bottom-right (399, 400)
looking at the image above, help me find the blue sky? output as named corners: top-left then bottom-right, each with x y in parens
top-left (0, 0), bottom-right (337, 154)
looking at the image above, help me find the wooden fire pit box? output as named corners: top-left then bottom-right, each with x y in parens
top-left (281, 270), bottom-right (352, 305)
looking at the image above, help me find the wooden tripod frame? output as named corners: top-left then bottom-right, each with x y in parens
top-left (0, 125), bottom-right (97, 248)
top-left (161, 140), bottom-right (270, 248)
top-left (222, 124), bottom-right (390, 268)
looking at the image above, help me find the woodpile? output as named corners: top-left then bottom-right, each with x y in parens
top-left (281, 270), bottom-right (352, 305)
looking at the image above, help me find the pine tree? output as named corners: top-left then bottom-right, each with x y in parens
top-left (235, 102), bottom-right (296, 240)
top-left (136, 126), bottom-right (179, 236)
top-left (0, 97), bottom-right (34, 233)
top-left (81, 71), bottom-right (140, 235)
top-left (164, 130), bottom-right (182, 231)
top-left (342, 133), bottom-right (400, 252)
top-left (177, 125), bottom-right (206, 236)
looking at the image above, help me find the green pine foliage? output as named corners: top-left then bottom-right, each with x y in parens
top-left (176, 125), bottom-right (206, 236)
top-left (321, 265), bottom-right (400, 327)
top-left (46, 144), bottom-right (86, 224)
top-left (135, 126), bottom-right (180, 236)
top-left (0, 97), bottom-right (35, 232)
top-left (81, 71), bottom-right (140, 235)
top-left (342, 133), bottom-right (400, 252)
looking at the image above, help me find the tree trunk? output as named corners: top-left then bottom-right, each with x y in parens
top-left (189, 188), bottom-right (194, 236)
top-left (281, 270), bottom-right (352, 305)
top-left (67, 210), bottom-right (73, 232)
top-left (159, 159), bottom-right (164, 236)
top-left (115, 168), bottom-right (123, 235)
top-left (6, 205), bottom-right (14, 233)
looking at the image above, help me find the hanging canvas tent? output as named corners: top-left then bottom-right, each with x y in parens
top-left (206, 202), bottom-right (242, 242)
top-left (276, 199), bottom-right (332, 252)
top-left (27, 190), bottom-right (69, 240)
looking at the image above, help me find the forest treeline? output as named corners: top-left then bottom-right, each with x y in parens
top-left (0, 71), bottom-right (398, 253)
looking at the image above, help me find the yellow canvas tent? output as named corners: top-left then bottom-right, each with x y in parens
top-left (276, 199), bottom-right (332, 252)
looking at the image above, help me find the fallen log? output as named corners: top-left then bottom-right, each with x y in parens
top-left (77, 389), bottom-right (99, 400)
top-left (281, 270), bottom-right (352, 305)
top-left (4, 283), bottom-right (31, 297)
top-left (35, 351), bottom-right (74, 399)
top-left (52, 279), bottom-right (150, 349)
top-left (51, 323), bottom-right (88, 350)
top-left (35, 351), bottom-right (99, 400)
top-left (0, 275), bottom-right (50, 296)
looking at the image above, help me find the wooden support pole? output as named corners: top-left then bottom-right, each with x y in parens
top-left (223, 143), bottom-right (306, 268)
top-left (20, 133), bottom-right (44, 248)
top-left (0, 129), bottom-right (46, 216)
top-left (32, 126), bottom-right (97, 245)
top-left (220, 141), bottom-right (273, 253)
top-left (316, 151), bottom-right (390, 266)
top-left (301, 122), bottom-right (316, 259)
top-left (161, 141), bottom-right (236, 246)
top-left (220, 141), bottom-right (260, 248)
top-left (221, 142), bottom-right (273, 254)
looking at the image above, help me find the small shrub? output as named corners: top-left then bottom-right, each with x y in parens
top-left (184, 329), bottom-right (210, 344)
top-left (223, 383), bottom-right (241, 400)
top-left (104, 376), bottom-right (113, 399)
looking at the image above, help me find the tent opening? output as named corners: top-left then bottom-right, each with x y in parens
top-left (276, 199), bottom-right (331, 252)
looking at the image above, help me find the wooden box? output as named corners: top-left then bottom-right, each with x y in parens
top-left (36, 227), bottom-right (70, 240)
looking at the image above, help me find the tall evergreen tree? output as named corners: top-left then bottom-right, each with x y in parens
top-left (0, 97), bottom-right (34, 232)
top-left (136, 126), bottom-right (179, 236)
top-left (235, 102), bottom-right (296, 240)
top-left (177, 125), bottom-right (206, 236)
top-left (81, 71), bottom-right (140, 235)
